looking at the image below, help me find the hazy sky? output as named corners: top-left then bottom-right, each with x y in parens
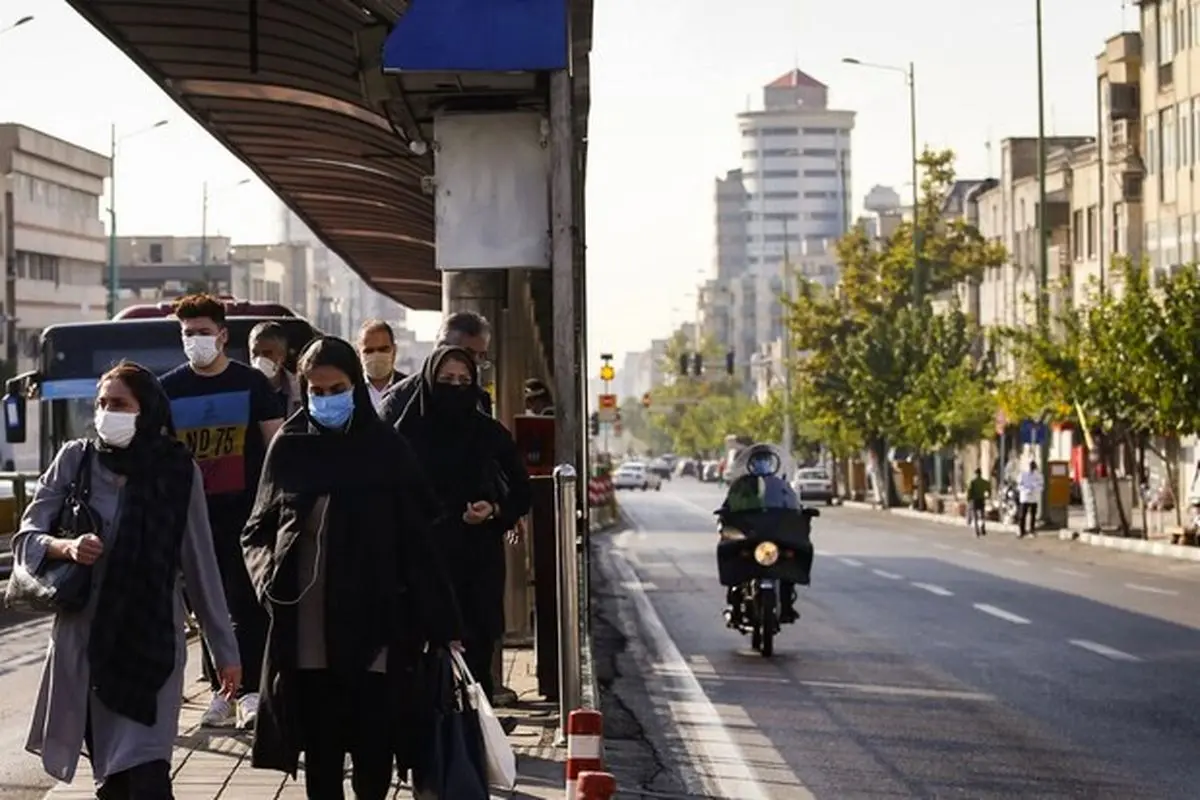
top-left (1, 0), bottom-right (1134, 368)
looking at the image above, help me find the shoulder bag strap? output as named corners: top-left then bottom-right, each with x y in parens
top-left (72, 441), bottom-right (95, 504)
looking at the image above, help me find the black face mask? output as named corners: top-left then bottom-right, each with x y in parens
top-left (432, 383), bottom-right (477, 416)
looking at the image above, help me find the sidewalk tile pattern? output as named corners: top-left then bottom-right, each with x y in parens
top-left (43, 647), bottom-right (566, 799)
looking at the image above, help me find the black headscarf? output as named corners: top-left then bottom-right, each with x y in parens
top-left (88, 362), bottom-right (196, 727)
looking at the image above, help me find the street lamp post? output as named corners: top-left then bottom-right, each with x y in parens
top-left (1035, 0), bottom-right (1052, 524)
top-left (0, 15), bottom-right (34, 35)
top-left (106, 120), bottom-right (169, 317)
top-left (843, 57), bottom-right (922, 301)
top-left (200, 178), bottom-right (251, 292)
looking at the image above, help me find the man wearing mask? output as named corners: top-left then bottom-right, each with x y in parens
top-left (249, 321), bottom-right (302, 416)
top-left (1017, 460), bottom-right (1044, 538)
top-left (523, 378), bottom-right (555, 415)
top-left (380, 310), bottom-right (493, 426)
top-left (159, 294), bottom-right (284, 730)
top-left (356, 318), bottom-right (405, 415)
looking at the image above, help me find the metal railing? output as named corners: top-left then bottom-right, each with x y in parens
top-left (554, 463), bottom-right (582, 736)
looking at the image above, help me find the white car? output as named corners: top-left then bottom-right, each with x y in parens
top-left (792, 467), bottom-right (836, 504)
top-left (613, 462), bottom-right (662, 491)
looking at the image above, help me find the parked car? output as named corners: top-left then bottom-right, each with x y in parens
top-left (701, 461), bottom-right (721, 483)
top-left (792, 467), bottom-right (836, 505)
top-left (613, 462), bottom-right (662, 491)
top-left (675, 458), bottom-right (698, 478)
top-left (648, 458), bottom-right (672, 480)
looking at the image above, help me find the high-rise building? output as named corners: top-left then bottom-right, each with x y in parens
top-left (700, 69), bottom-right (855, 389)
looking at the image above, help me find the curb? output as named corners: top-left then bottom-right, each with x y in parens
top-left (841, 500), bottom-right (1200, 563)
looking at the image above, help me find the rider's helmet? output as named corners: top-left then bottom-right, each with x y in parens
top-left (722, 444), bottom-right (802, 512)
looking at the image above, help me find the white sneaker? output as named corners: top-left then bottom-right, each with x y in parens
top-left (200, 694), bottom-right (234, 727)
top-left (237, 692), bottom-right (259, 730)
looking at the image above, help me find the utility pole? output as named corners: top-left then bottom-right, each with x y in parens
top-left (1035, 0), bottom-right (1052, 523)
top-left (4, 185), bottom-right (17, 366)
top-left (106, 123), bottom-right (117, 318)
top-left (781, 216), bottom-right (794, 456)
top-left (908, 61), bottom-right (921, 302)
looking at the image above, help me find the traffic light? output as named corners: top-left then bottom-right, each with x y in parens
top-left (589, 411), bottom-right (599, 436)
top-left (726, 350), bottom-right (735, 376)
top-left (691, 353), bottom-right (703, 376)
top-left (599, 364), bottom-right (615, 382)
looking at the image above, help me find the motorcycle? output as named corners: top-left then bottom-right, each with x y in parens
top-left (715, 444), bottom-right (817, 657)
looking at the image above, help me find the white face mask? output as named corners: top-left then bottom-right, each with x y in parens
top-left (183, 335), bottom-right (220, 368)
top-left (252, 356), bottom-right (279, 380)
top-left (362, 352), bottom-right (394, 381)
top-left (95, 409), bottom-right (138, 449)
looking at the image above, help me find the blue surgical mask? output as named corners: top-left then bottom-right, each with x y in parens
top-left (308, 390), bottom-right (354, 429)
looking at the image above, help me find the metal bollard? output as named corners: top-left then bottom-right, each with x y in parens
top-left (577, 771), bottom-right (617, 800)
top-left (565, 708), bottom-right (603, 799)
top-left (554, 463), bottom-right (581, 741)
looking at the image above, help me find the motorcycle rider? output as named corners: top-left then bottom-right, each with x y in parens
top-left (719, 467), bottom-right (801, 623)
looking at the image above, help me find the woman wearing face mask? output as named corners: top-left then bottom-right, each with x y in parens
top-left (395, 345), bottom-right (532, 706)
top-left (242, 336), bottom-right (462, 799)
top-left (14, 361), bottom-right (240, 797)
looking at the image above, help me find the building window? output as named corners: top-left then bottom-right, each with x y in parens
top-left (1181, 2), bottom-right (1191, 49)
top-left (762, 169), bottom-right (799, 178)
top-left (809, 211), bottom-right (840, 221)
top-left (802, 148), bottom-right (837, 157)
top-left (1086, 205), bottom-right (1098, 259)
top-left (762, 191), bottom-right (799, 199)
top-left (1183, 103), bottom-right (1193, 166)
top-left (1072, 209), bottom-right (1084, 259)
top-left (17, 251), bottom-right (60, 283)
top-left (1146, 115), bottom-right (1158, 175)
top-left (1164, 108), bottom-right (1176, 172)
top-left (148, 243), bottom-right (164, 264)
top-left (804, 169), bottom-right (838, 178)
top-left (759, 148), bottom-right (799, 157)
top-left (1112, 204), bottom-right (1124, 255)
top-left (1161, 1), bottom-right (1176, 64)
top-left (803, 191), bottom-right (836, 199)
top-left (760, 127), bottom-right (799, 136)
top-left (803, 127), bottom-right (838, 135)
top-left (741, 129), bottom-right (758, 138)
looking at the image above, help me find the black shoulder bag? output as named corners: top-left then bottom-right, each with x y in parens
top-left (5, 441), bottom-right (99, 614)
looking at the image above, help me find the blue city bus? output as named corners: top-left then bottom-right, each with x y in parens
top-left (3, 310), bottom-right (318, 470)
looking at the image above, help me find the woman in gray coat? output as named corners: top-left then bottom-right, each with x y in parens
top-left (14, 361), bottom-right (240, 798)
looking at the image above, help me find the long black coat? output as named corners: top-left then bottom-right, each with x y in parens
top-left (242, 413), bottom-right (462, 776)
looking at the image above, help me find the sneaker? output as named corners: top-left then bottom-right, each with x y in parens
top-left (200, 694), bottom-right (234, 728)
top-left (237, 693), bottom-right (260, 731)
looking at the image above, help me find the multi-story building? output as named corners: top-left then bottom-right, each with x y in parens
top-left (114, 235), bottom-right (287, 309)
top-left (0, 124), bottom-right (110, 369)
top-left (712, 169), bottom-right (748, 283)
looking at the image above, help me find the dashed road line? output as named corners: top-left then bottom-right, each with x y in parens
top-left (1053, 567), bottom-right (1088, 578)
top-left (1003, 557), bottom-right (1030, 566)
top-left (1125, 583), bottom-right (1179, 596)
top-left (933, 543), bottom-right (953, 551)
top-left (1069, 639), bottom-right (1142, 663)
top-left (972, 604), bottom-right (1031, 625)
top-left (872, 569), bottom-right (903, 580)
top-left (911, 582), bottom-right (954, 597)
top-left (961, 549), bottom-right (988, 558)
top-left (839, 557), bottom-right (864, 567)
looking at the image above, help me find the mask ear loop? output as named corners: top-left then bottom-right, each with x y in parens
top-left (265, 499), bottom-right (330, 606)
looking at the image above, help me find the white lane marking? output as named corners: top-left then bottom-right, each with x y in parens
top-left (604, 548), bottom-right (779, 799)
top-left (911, 582), bottom-right (954, 597)
top-left (839, 557), bottom-right (864, 567)
top-left (1003, 557), bottom-right (1030, 566)
top-left (1069, 639), bottom-right (1143, 663)
top-left (933, 543), bottom-right (953, 551)
top-left (1053, 567), bottom-right (1088, 578)
top-left (973, 604), bottom-right (1031, 625)
top-left (1125, 583), bottom-right (1179, 596)
top-left (872, 569), bottom-right (903, 580)
top-left (961, 549), bottom-right (988, 558)
top-left (796, 679), bottom-right (995, 702)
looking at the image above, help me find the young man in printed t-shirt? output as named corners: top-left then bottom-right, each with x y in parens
top-left (160, 294), bottom-right (285, 729)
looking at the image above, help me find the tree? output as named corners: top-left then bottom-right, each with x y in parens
top-left (788, 148), bottom-right (1005, 506)
top-left (646, 325), bottom-right (742, 453)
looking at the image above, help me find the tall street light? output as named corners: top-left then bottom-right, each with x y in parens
top-left (0, 15), bottom-right (34, 35)
top-left (843, 57), bottom-right (922, 301)
top-left (1035, 0), bottom-right (1051, 523)
top-left (106, 119), bottom-right (169, 317)
top-left (200, 178), bottom-right (252, 290)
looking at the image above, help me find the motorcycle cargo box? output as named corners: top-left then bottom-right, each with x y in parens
top-left (715, 508), bottom-right (814, 587)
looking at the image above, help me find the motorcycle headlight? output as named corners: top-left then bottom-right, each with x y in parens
top-left (753, 541), bottom-right (779, 566)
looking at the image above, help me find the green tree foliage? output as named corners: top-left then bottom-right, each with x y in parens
top-left (788, 148), bottom-right (1005, 506)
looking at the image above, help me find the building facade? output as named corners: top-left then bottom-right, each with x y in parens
top-left (0, 124), bottom-right (110, 369)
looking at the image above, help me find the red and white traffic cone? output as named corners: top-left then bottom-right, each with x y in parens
top-left (577, 770), bottom-right (618, 800)
top-left (566, 709), bottom-right (604, 800)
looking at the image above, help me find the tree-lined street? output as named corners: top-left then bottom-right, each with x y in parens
top-left (595, 480), bottom-right (1200, 798)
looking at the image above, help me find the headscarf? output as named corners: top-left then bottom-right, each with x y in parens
top-left (88, 361), bottom-right (196, 726)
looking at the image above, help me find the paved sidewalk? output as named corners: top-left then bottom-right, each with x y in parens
top-left (44, 646), bottom-right (564, 799)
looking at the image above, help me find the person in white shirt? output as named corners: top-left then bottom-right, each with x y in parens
top-left (356, 319), bottom-right (404, 415)
top-left (1017, 460), bottom-right (1044, 538)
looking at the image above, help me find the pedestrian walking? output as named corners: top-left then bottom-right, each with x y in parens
top-left (241, 336), bottom-right (462, 799)
top-left (13, 362), bottom-right (240, 796)
top-left (395, 345), bottom-right (531, 710)
top-left (160, 294), bottom-right (284, 730)
top-left (1018, 460), bottom-right (1043, 538)
top-left (966, 468), bottom-right (991, 537)
top-left (356, 318), bottom-right (405, 415)
top-left (523, 378), bottom-right (555, 416)
top-left (380, 310), bottom-right (494, 425)
top-left (249, 321), bottom-right (303, 416)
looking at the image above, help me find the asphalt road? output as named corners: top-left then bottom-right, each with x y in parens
top-left (596, 479), bottom-right (1200, 799)
top-left (0, 610), bottom-right (57, 800)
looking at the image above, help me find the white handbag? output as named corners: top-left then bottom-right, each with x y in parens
top-left (451, 650), bottom-right (518, 790)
